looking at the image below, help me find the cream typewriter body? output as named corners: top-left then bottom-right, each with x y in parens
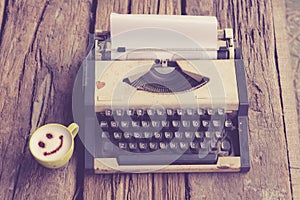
top-left (83, 14), bottom-right (249, 173)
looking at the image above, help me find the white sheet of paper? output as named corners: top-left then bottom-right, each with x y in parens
top-left (110, 13), bottom-right (218, 59)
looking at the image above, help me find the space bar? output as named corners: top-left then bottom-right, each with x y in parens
top-left (117, 154), bottom-right (218, 165)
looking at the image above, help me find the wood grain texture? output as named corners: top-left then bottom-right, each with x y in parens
top-left (186, 0), bottom-right (292, 199)
top-left (131, 0), bottom-right (159, 14)
top-left (84, 174), bottom-right (112, 199)
top-left (94, 0), bottom-right (130, 31)
top-left (0, 0), bottom-right (296, 199)
top-left (0, 0), bottom-right (91, 199)
top-left (153, 173), bottom-right (186, 200)
top-left (272, 0), bottom-right (300, 199)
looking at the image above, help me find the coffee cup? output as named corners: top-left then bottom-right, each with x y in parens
top-left (29, 123), bottom-right (79, 169)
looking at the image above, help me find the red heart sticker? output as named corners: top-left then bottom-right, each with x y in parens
top-left (96, 81), bottom-right (105, 89)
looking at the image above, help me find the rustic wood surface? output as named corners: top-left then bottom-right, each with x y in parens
top-left (273, 0), bottom-right (300, 199)
top-left (0, 0), bottom-right (299, 199)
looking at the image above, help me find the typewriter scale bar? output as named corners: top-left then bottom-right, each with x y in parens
top-left (94, 157), bottom-right (241, 173)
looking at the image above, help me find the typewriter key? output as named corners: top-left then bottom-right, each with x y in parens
top-left (172, 120), bottom-right (180, 127)
top-left (215, 131), bottom-right (222, 139)
top-left (132, 121), bottom-right (140, 128)
top-left (182, 120), bottom-right (191, 128)
top-left (166, 108), bottom-right (174, 116)
top-left (100, 121), bottom-right (108, 128)
top-left (180, 142), bottom-right (189, 150)
top-left (149, 142), bottom-right (158, 150)
top-left (195, 131), bottom-right (204, 139)
top-left (154, 132), bottom-right (163, 139)
top-left (118, 142), bottom-right (127, 150)
top-left (121, 121), bottom-right (129, 128)
top-left (176, 109), bottom-right (184, 116)
top-left (139, 142), bottom-right (148, 150)
top-left (221, 139), bottom-right (231, 152)
top-left (144, 132), bottom-right (153, 138)
top-left (159, 142), bottom-right (167, 149)
top-left (115, 109), bottom-right (124, 116)
top-left (126, 109), bottom-right (134, 116)
top-left (161, 120), bottom-right (170, 127)
top-left (164, 132), bottom-right (173, 139)
top-left (101, 131), bottom-right (109, 138)
top-left (224, 120), bottom-right (233, 128)
top-left (156, 109), bottom-right (165, 116)
top-left (129, 143), bottom-right (138, 150)
top-left (210, 140), bottom-right (218, 150)
top-left (137, 109), bottom-right (144, 116)
top-left (110, 121), bottom-right (119, 128)
top-left (197, 108), bottom-right (205, 115)
top-left (134, 132), bottom-right (143, 139)
top-left (142, 121), bottom-right (150, 128)
top-left (207, 108), bottom-right (215, 115)
top-left (184, 131), bottom-right (194, 139)
top-left (105, 109), bottom-right (113, 116)
top-left (192, 120), bottom-right (201, 128)
top-left (152, 121), bottom-right (161, 128)
top-left (205, 131), bottom-right (212, 138)
top-left (123, 132), bottom-right (131, 139)
top-left (113, 132), bottom-right (122, 140)
top-left (200, 142), bottom-right (208, 150)
top-left (202, 120), bottom-right (210, 128)
top-left (212, 120), bottom-right (221, 127)
top-left (169, 142), bottom-right (178, 149)
top-left (186, 108), bottom-right (194, 116)
top-left (217, 108), bottom-right (225, 115)
top-left (174, 131), bottom-right (183, 139)
top-left (190, 141), bottom-right (199, 149)
top-left (146, 109), bottom-right (155, 116)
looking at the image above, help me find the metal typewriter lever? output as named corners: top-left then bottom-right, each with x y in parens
top-left (123, 60), bottom-right (209, 93)
top-left (117, 154), bottom-right (218, 165)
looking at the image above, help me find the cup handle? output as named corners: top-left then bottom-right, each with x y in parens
top-left (67, 123), bottom-right (79, 138)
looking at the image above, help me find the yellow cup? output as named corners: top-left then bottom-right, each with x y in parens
top-left (29, 123), bottom-right (79, 169)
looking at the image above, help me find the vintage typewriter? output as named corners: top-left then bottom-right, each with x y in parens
top-left (82, 14), bottom-right (250, 173)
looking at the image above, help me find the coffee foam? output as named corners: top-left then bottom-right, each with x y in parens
top-left (30, 125), bottom-right (72, 161)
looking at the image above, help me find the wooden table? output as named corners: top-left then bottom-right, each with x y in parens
top-left (0, 0), bottom-right (299, 199)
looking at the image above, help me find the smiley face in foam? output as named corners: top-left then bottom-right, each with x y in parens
top-left (29, 123), bottom-right (78, 168)
top-left (38, 133), bottom-right (64, 157)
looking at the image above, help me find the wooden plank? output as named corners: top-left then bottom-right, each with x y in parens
top-left (131, 0), bottom-right (159, 14)
top-left (272, 0), bottom-right (300, 199)
top-left (153, 173), bottom-right (186, 200)
top-left (158, 0), bottom-right (181, 15)
top-left (186, 0), bottom-right (292, 199)
top-left (0, 0), bottom-right (91, 199)
top-left (84, 174), bottom-right (112, 199)
top-left (94, 0), bottom-right (130, 31)
top-left (84, 0), bottom-right (185, 199)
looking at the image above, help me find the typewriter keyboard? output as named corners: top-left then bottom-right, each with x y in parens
top-left (96, 108), bottom-right (239, 165)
